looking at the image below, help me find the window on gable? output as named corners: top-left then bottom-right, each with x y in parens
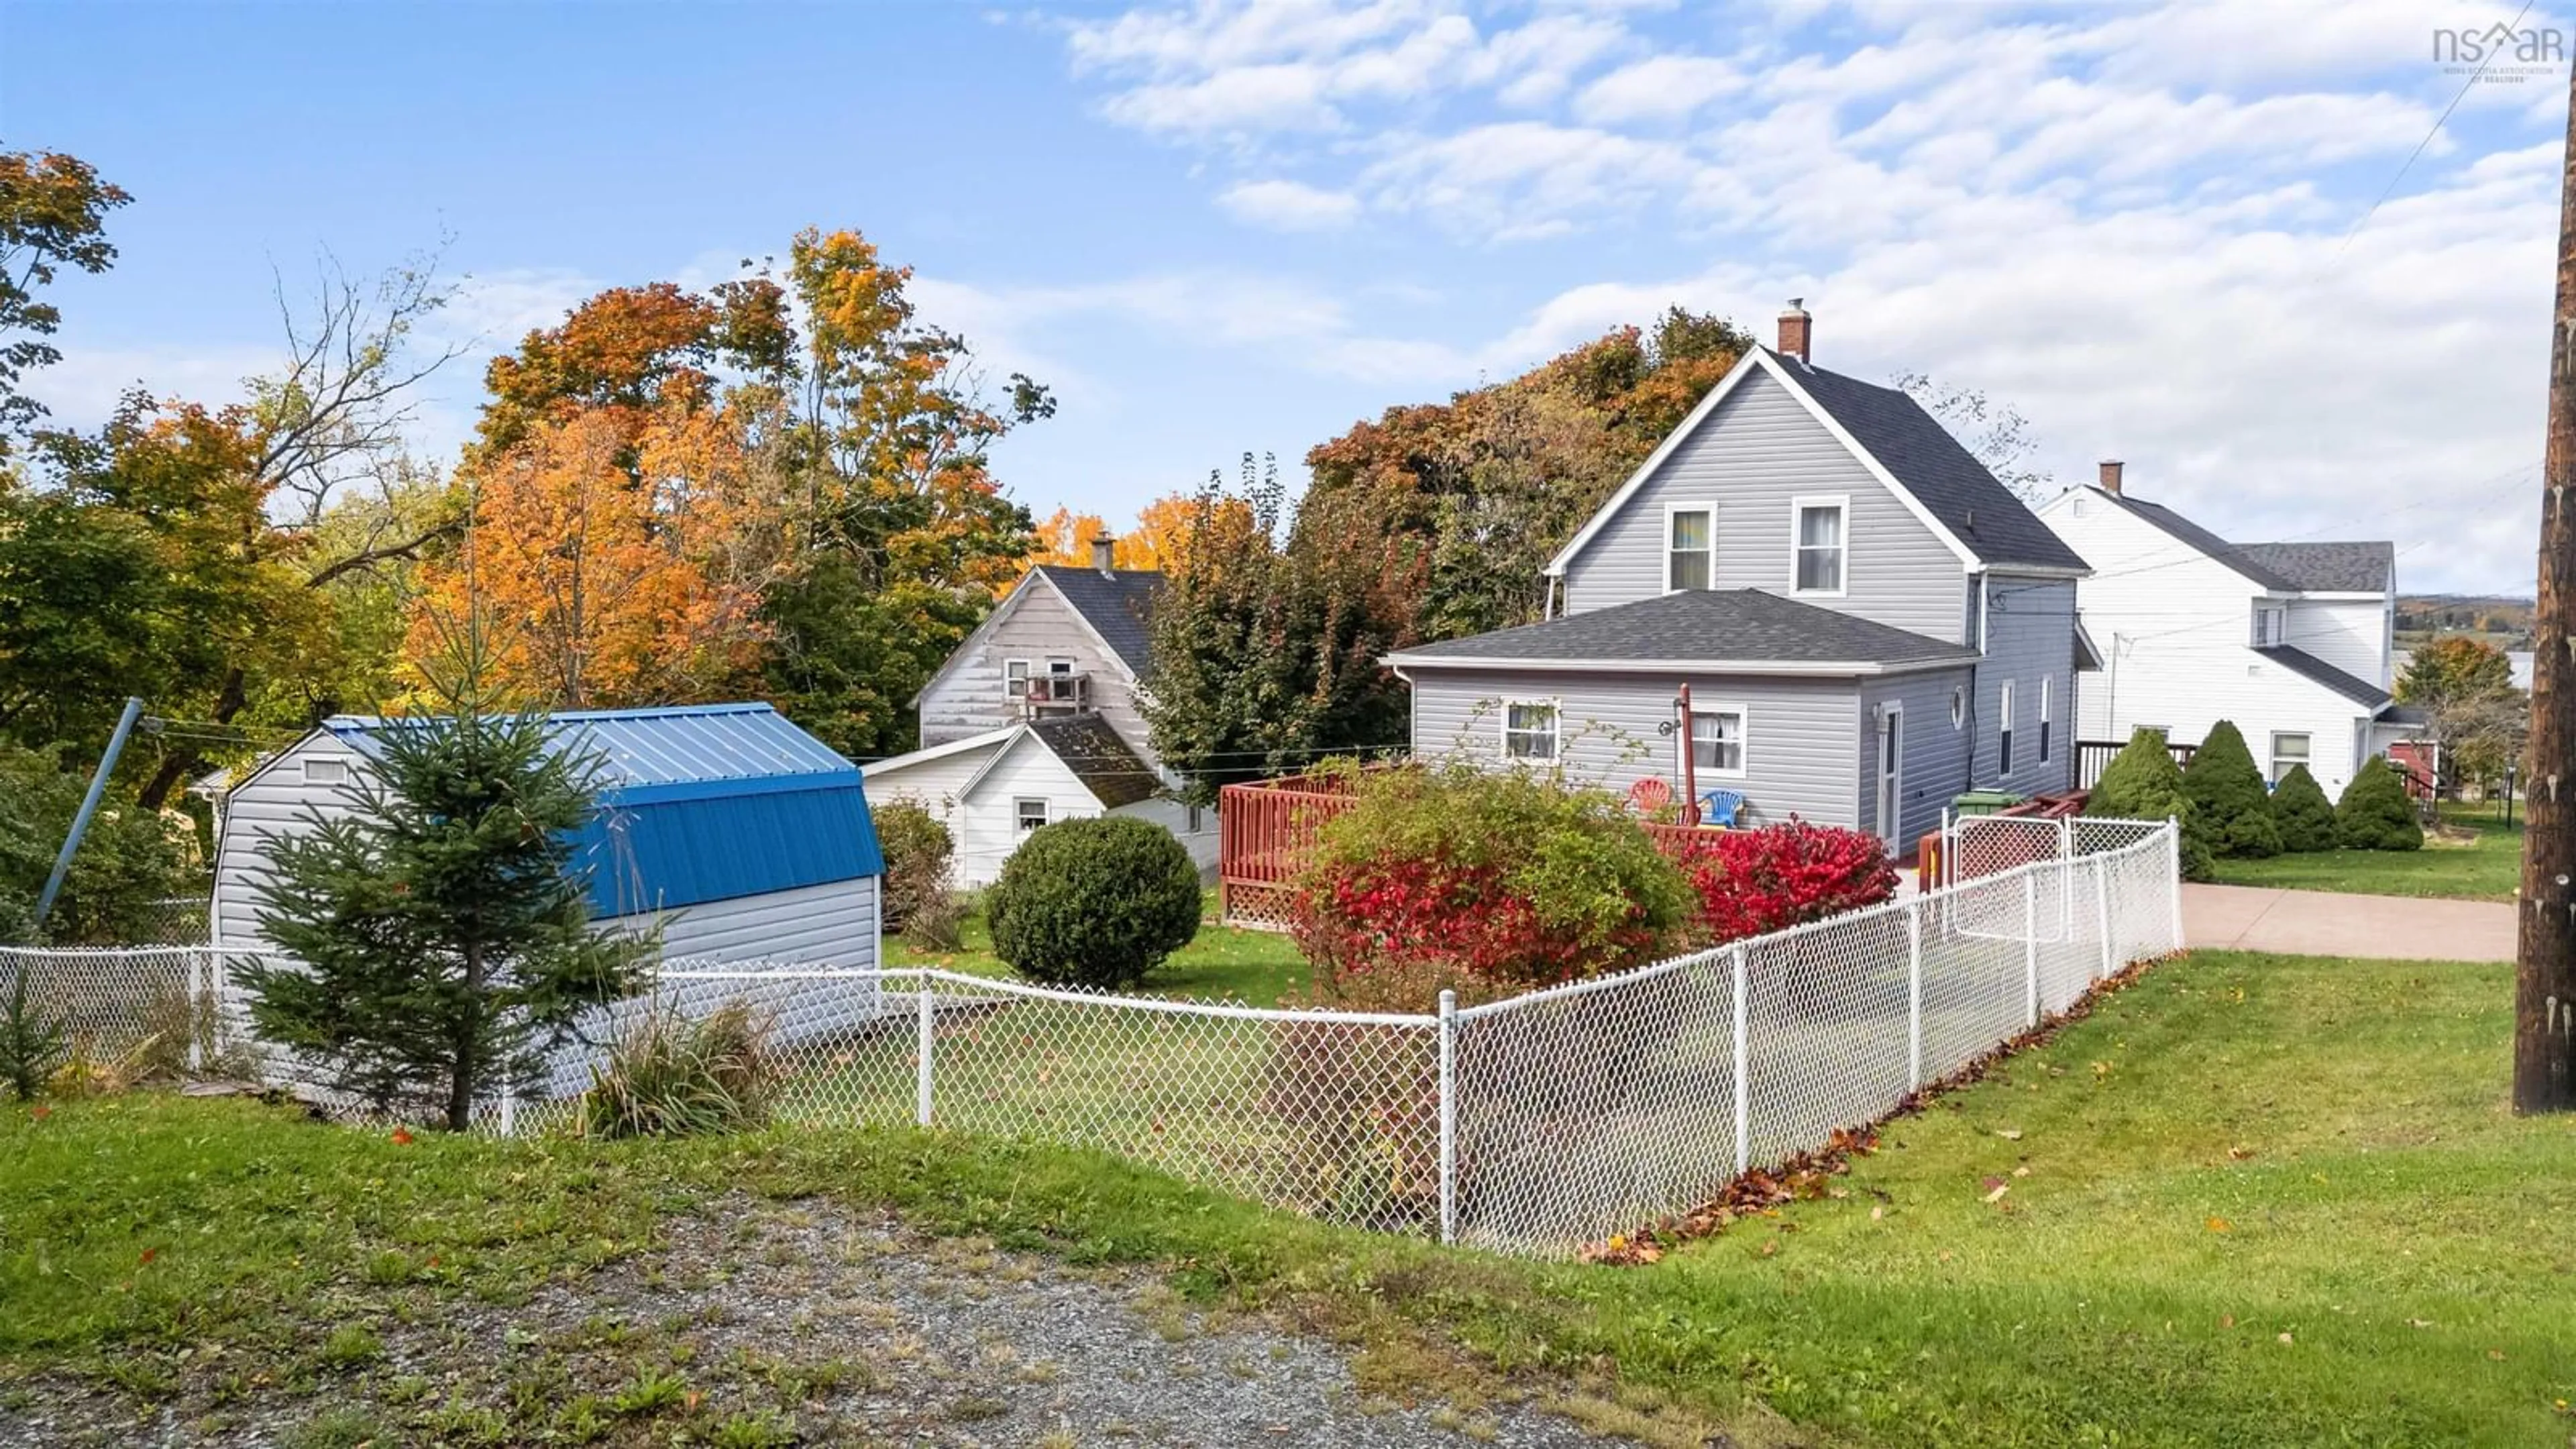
top-left (1016, 798), bottom-right (1049, 833)
top-left (2251, 604), bottom-right (2286, 647)
top-left (1793, 499), bottom-right (1845, 594)
top-left (1998, 681), bottom-right (2017, 774)
top-left (1503, 700), bottom-right (1560, 761)
top-left (1690, 708), bottom-right (1746, 777)
top-left (304, 757), bottom-right (348, 787)
top-left (1004, 659), bottom-right (1031, 700)
top-left (1667, 507), bottom-right (1713, 591)
top-left (2269, 732), bottom-right (2310, 784)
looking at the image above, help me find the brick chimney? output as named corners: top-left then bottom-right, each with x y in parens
top-left (2098, 460), bottom-right (2125, 495)
top-left (1091, 533), bottom-right (1117, 576)
top-left (1777, 299), bottom-right (1811, 363)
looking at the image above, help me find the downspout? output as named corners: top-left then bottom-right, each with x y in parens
top-left (1967, 573), bottom-right (1988, 788)
top-left (1676, 682), bottom-right (1699, 826)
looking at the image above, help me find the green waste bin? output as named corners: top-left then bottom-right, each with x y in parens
top-left (1950, 790), bottom-right (2026, 818)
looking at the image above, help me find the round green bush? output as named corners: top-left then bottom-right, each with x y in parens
top-left (2334, 756), bottom-right (2423, 851)
top-left (2182, 720), bottom-right (2282, 859)
top-left (2269, 764), bottom-right (2337, 853)
top-left (2085, 727), bottom-right (2214, 880)
top-left (987, 816), bottom-right (1202, 989)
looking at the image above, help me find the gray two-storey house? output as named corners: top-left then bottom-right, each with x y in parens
top-left (1385, 304), bottom-right (2092, 854)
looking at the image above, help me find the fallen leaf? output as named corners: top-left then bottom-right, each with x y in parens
top-left (1984, 1184), bottom-right (2010, 1204)
top-left (2277, 1332), bottom-right (2294, 1346)
top-left (2488, 1348), bottom-right (2507, 1362)
top-left (2221, 1315), bottom-right (2236, 1328)
top-left (2012, 1166), bottom-right (2031, 1179)
top-left (2226, 1145), bottom-right (2253, 1161)
top-left (2406, 1318), bottom-right (2434, 1330)
top-left (1870, 1205), bottom-right (1885, 1222)
top-left (1996, 1129), bottom-right (2023, 1140)
top-left (138, 1248), bottom-right (156, 1266)
top-left (28, 1105), bottom-right (50, 1121)
top-left (2206, 1217), bottom-right (2232, 1234)
top-left (390, 1126), bottom-right (414, 1146)
top-left (1759, 1239), bottom-right (1778, 1257)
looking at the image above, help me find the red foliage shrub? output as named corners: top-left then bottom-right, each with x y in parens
top-left (1677, 819), bottom-right (1898, 944)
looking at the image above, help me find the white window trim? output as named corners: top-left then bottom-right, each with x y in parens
top-left (1014, 797), bottom-right (1049, 831)
top-left (1686, 704), bottom-right (1750, 781)
top-left (1787, 494), bottom-right (1850, 598)
top-left (304, 757), bottom-right (349, 786)
top-left (1664, 501), bottom-right (1716, 594)
top-left (1045, 657), bottom-right (1076, 675)
top-left (1500, 697), bottom-right (1563, 763)
top-left (1998, 680), bottom-right (2017, 773)
top-left (1004, 658), bottom-right (1032, 698)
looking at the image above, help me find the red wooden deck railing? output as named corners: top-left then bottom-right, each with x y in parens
top-left (1218, 768), bottom-right (1740, 930)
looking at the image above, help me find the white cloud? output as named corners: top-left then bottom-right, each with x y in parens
top-left (1362, 121), bottom-right (1701, 237)
top-left (1218, 178), bottom-right (1364, 229)
top-left (1572, 54), bottom-right (1741, 124)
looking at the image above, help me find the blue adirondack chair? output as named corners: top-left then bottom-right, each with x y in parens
top-left (1697, 788), bottom-right (1746, 828)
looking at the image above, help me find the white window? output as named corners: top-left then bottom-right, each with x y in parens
top-left (2039, 677), bottom-right (2053, 765)
top-left (1666, 505), bottom-right (1713, 592)
top-left (1690, 708), bottom-right (1746, 777)
top-left (1015, 798), bottom-right (1049, 833)
top-left (2251, 604), bottom-right (2286, 647)
top-left (304, 757), bottom-right (348, 786)
top-left (1998, 681), bottom-right (2016, 774)
top-left (1046, 657), bottom-right (1075, 676)
top-left (2269, 732), bottom-right (2311, 784)
top-left (1004, 659), bottom-right (1031, 699)
top-left (1791, 497), bottom-right (1847, 595)
top-left (1503, 700), bottom-right (1560, 761)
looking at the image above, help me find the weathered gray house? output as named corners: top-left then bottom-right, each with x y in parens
top-left (866, 540), bottom-right (1216, 883)
top-left (1385, 305), bottom-right (2092, 853)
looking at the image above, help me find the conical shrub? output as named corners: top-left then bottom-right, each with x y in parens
top-left (2182, 720), bottom-right (2282, 858)
top-left (2269, 764), bottom-right (2337, 853)
top-left (2334, 755), bottom-right (2423, 851)
top-left (2085, 727), bottom-right (2214, 881)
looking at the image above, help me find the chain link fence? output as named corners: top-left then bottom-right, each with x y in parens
top-left (1, 820), bottom-right (2180, 1257)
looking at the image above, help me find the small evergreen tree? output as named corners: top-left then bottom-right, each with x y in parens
top-left (2269, 764), bottom-right (2337, 853)
top-left (235, 633), bottom-right (654, 1129)
top-left (2085, 727), bottom-right (2214, 881)
top-left (2181, 720), bottom-right (2281, 858)
top-left (0, 969), bottom-right (68, 1101)
top-left (2334, 756), bottom-right (2424, 851)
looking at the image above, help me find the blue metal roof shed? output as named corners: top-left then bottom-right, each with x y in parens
top-left (321, 704), bottom-right (883, 919)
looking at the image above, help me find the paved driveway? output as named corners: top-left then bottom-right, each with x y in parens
top-left (2184, 883), bottom-right (2516, 962)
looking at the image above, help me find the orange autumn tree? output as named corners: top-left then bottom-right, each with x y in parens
top-left (1025, 492), bottom-right (1256, 576)
top-left (410, 396), bottom-right (780, 708)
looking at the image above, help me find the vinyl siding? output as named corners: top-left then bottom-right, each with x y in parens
top-left (2040, 492), bottom-right (2381, 796)
top-left (1407, 667), bottom-right (1864, 829)
top-left (950, 733), bottom-right (1113, 888)
top-left (213, 733), bottom-right (370, 951)
top-left (1558, 370), bottom-right (1968, 642)
top-left (916, 575), bottom-right (1150, 755)
top-left (2286, 597), bottom-right (2392, 688)
top-left (1857, 665), bottom-right (1976, 850)
top-left (863, 737), bottom-right (1008, 882)
top-left (1976, 575), bottom-right (2080, 798)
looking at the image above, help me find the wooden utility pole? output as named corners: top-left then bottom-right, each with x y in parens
top-left (2516, 60), bottom-right (2576, 1114)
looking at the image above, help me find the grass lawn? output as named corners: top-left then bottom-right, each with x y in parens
top-left (2210, 804), bottom-right (2522, 901)
top-left (4, 950), bottom-right (2571, 1446)
top-left (884, 890), bottom-right (1313, 1006)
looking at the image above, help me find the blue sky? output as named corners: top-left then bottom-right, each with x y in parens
top-left (5, 0), bottom-right (2565, 592)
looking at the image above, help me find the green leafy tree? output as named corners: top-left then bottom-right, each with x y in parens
top-left (2269, 764), bottom-right (2337, 853)
top-left (0, 148), bottom-right (133, 445)
top-left (986, 816), bottom-right (1201, 990)
top-left (2395, 635), bottom-right (2523, 794)
top-left (1143, 457), bottom-right (1413, 804)
top-left (233, 646), bottom-right (655, 1129)
top-left (0, 741), bottom-right (201, 946)
top-left (2086, 727), bottom-right (2214, 881)
top-left (2334, 756), bottom-right (2424, 852)
top-left (2182, 720), bottom-right (2282, 858)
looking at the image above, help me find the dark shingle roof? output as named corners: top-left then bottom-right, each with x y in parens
top-left (2235, 541), bottom-right (2392, 594)
top-left (1035, 566), bottom-right (1163, 676)
top-left (1028, 714), bottom-right (1161, 809)
top-left (1387, 589), bottom-right (1980, 672)
top-left (2093, 491), bottom-right (2300, 590)
top-left (2254, 645), bottom-right (2392, 710)
top-left (1772, 350), bottom-right (2092, 574)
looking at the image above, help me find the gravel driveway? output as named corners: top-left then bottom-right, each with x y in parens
top-left (5, 1197), bottom-right (1657, 1448)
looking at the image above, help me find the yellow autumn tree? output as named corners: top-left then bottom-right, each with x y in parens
top-left (1025, 492), bottom-right (1255, 576)
top-left (408, 398), bottom-right (781, 708)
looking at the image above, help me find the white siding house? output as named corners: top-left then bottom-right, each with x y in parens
top-left (1386, 303), bottom-right (2091, 855)
top-left (2036, 468), bottom-right (2403, 796)
top-left (870, 541), bottom-right (1215, 884)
